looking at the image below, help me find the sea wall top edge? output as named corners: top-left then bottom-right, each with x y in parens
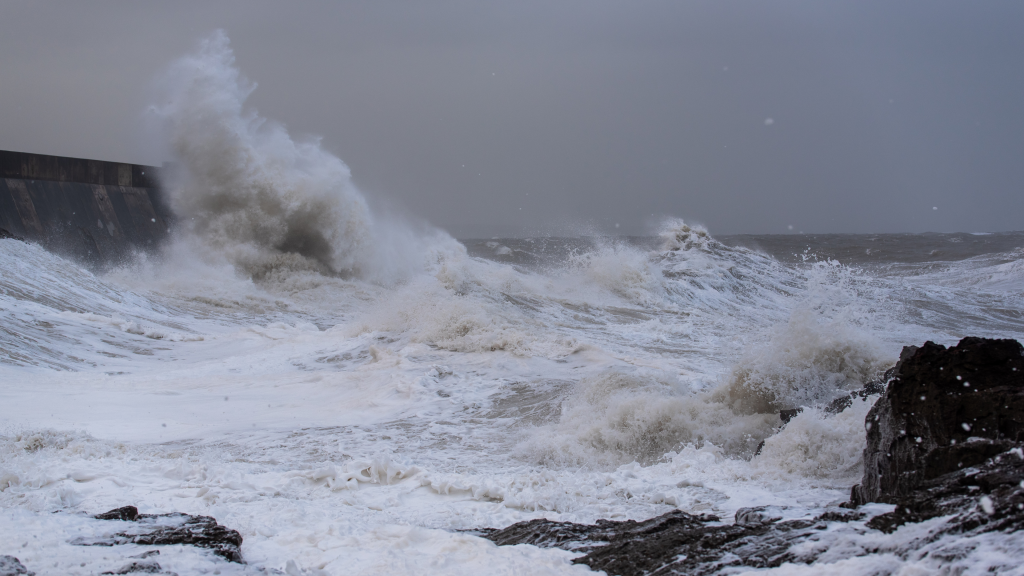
top-left (0, 149), bottom-right (163, 189)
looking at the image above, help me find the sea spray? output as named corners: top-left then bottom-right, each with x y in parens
top-left (152, 30), bottom-right (457, 284)
top-left (4, 224), bottom-right (1024, 574)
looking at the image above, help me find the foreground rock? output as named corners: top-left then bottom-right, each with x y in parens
top-left (484, 337), bottom-right (1024, 575)
top-left (0, 556), bottom-right (34, 576)
top-left (863, 445), bottom-right (1024, 534)
top-left (72, 506), bottom-right (244, 564)
top-left (484, 507), bottom-right (865, 576)
top-left (853, 337), bottom-right (1024, 504)
top-left (853, 336), bottom-right (1024, 536)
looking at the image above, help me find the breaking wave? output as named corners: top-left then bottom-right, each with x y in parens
top-left (152, 30), bottom-right (455, 283)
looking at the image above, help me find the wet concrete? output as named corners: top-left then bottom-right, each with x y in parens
top-left (0, 150), bottom-right (172, 265)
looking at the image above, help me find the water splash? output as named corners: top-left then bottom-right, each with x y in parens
top-left (153, 30), bottom-right (376, 279)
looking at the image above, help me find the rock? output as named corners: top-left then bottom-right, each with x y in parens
top-left (733, 506), bottom-right (782, 527)
top-left (778, 408), bottom-right (802, 424)
top-left (778, 370), bottom-right (890, 426)
top-left (0, 557), bottom-right (34, 576)
top-left (485, 509), bottom-right (867, 576)
top-left (852, 337), bottom-right (1024, 505)
top-left (823, 379), bottom-right (887, 415)
top-left (96, 506), bottom-right (141, 521)
top-left (755, 376), bottom-right (890, 457)
top-left (73, 507), bottom-right (244, 564)
top-left (485, 510), bottom-right (716, 555)
top-left (483, 337), bottom-right (1024, 575)
top-left (865, 446), bottom-right (1024, 534)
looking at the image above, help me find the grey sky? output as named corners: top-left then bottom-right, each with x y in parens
top-left (2, 1), bottom-right (1022, 237)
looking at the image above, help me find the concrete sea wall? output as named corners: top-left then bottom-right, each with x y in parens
top-left (0, 150), bottom-right (172, 265)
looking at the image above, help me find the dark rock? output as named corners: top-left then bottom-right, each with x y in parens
top-left (824, 396), bottom-right (852, 415)
top-left (486, 510), bottom-right (716, 555)
top-left (75, 508), bottom-right (244, 564)
top-left (763, 375), bottom-right (888, 457)
top-left (777, 367), bottom-right (890, 422)
top-left (866, 446), bottom-right (1024, 534)
top-left (485, 509), bottom-right (872, 576)
top-left (892, 344), bottom-right (920, 377)
top-left (852, 337), bottom-right (1024, 505)
top-left (778, 408), bottom-right (802, 423)
top-left (0, 556), bottom-right (34, 576)
top-left (95, 506), bottom-right (141, 521)
top-left (579, 517), bottom-right (823, 576)
top-left (823, 371), bottom-right (891, 416)
top-left (733, 506), bottom-right (782, 526)
top-left (487, 446), bottom-right (1024, 575)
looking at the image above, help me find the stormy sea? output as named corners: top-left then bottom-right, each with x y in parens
top-left (2, 32), bottom-right (1023, 575)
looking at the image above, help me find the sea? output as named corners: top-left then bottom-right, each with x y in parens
top-left (2, 32), bottom-right (1023, 575)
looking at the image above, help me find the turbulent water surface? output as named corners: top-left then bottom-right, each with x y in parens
top-left (2, 32), bottom-right (1024, 576)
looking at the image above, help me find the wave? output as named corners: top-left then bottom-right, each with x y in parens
top-left (151, 30), bottom-right (458, 284)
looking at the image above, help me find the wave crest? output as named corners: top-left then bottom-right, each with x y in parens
top-left (154, 30), bottom-right (373, 278)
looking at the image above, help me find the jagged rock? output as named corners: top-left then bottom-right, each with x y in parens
top-left (486, 457), bottom-right (1023, 575)
top-left (865, 447), bottom-right (1024, 534)
top-left (852, 337), bottom-right (1024, 505)
top-left (777, 372), bottom-right (889, 428)
top-left (483, 337), bottom-right (1024, 575)
top-left (485, 510), bottom-right (716, 555)
top-left (96, 506), bottom-right (141, 521)
top-left (73, 506), bottom-right (244, 563)
top-left (733, 506), bottom-right (782, 526)
top-left (485, 509), bottom-right (868, 576)
top-left (824, 377), bottom-right (888, 415)
top-left (756, 377), bottom-right (889, 456)
top-left (778, 408), bottom-right (802, 424)
top-left (0, 557), bottom-right (34, 576)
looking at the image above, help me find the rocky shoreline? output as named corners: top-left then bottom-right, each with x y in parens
top-left (481, 337), bottom-right (1024, 575)
top-left (1, 507), bottom-right (242, 576)
top-left (2, 337), bottom-right (1020, 576)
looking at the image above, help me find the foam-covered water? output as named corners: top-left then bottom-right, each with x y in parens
top-left (3, 32), bottom-right (1024, 575)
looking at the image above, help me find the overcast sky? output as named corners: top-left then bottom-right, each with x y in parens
top-left (1, 1), bottom-right (1022, 237)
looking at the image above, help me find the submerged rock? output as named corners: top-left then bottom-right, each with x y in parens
top-left (0, 556), bottom-right (34, 576)
top-left (823, 376), bottom-right (888, 416)
top-left (100, 559), bottom-right (170, 575)
top-left (485, 337), bottom-right (1024, 575)
top-left (74, 506), bottom-right (244, 564)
